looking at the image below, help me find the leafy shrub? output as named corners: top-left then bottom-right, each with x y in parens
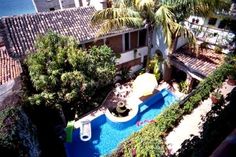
top-left (149, 54), bottom-right (161, 80)
top-left (179, 81), bottom-right (189, 94)
top-left (211, 89), bottom-right (223, 99)
top-left (199, 42), bottom-right (208, 49)
top-left (0, 107), bottom-right (40, 157)
top-left (214, 46), bottom-right (222, 54)
top-left (116, 66), bottom-right (131, 82)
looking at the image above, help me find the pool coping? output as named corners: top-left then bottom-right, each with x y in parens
top-left (74, 88), bottom-right (178, 129)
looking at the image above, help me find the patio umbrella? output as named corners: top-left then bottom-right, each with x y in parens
top-left (132, 73), bottom-right (158, 97)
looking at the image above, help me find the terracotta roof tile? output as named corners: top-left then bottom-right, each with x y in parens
top-left (0, 46), bottom-right (21, 85)
top-left (0, 7), bottom-right (101, 57)
top-left (170, 45), bottom-right (225, 78)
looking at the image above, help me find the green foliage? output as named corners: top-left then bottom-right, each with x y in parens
top-left (0, 107), bottom-right (40, 157)
top-left (199, 41), bottom-right (208, 49)
top-left (163, 0), bottom-right (231, 22)
top-left (109, 59), bottom-right (236, 156)
top-left (118, 67), bottom-right (131, 82)
top-left (211, 89), bottom-right (223, 99)
top-left (177, 85), bottom-right (236, 156)
top-left (149, 55), bottom-right (161, 81)
top-left (91, 0), bottom-right (200, 69)
top-left (179, 81), bottom-right (189, 94)
top-left (25, 32), bottom-right (116, 117)
top-left (156, 103), bottom-right (184, 132)
top-left (214, 46), bottom-right (222, 54)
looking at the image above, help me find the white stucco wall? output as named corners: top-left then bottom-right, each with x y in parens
top-left (74, 0), bottom-right (106, 10)
top-left (176, 36), bottom-right (188, 50)
top-left (61, 0), bottom-right (75, 8)
top-left (117, 47), bottom-right (148, 65)
top-left (90, 0), bottom-right (107, 10)
top-left (33, 0), bottom-right (61, 12)
top-left (152, 26), bottom-right (169, 59)
top-left (115, 47), bottom-right (148, 74)
top-left (187, 16), bottom-right (205, 25)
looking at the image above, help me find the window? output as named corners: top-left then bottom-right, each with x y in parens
top-left (49, 7), bottom-right (55, 11)
top-left (208, 18), bottom-right (217, 26)
top-left (139, 29), bottom-right (147, 47)
top-left (218, 20), bottom-right (227, 29)
top-left (130, 31), bottom-right (138, 49)
top-left (125, 33), bottom-right (130, 51)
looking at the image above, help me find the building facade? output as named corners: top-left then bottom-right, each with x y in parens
top-left (0, 6), bottom-right (149, 82)
top-left (32, 0), bottom-right (107, 12)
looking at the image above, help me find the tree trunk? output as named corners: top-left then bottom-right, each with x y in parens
top-left (171, 35), bottom-right (179, 54)
top-left (146, 26), bottom-right (154, 71)
top-left (162, 60), bottom-right (172, 82)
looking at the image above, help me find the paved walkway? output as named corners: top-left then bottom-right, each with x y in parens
top-left (165, 80), bottom-right (236, 154)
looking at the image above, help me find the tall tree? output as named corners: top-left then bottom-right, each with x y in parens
top-left (26, 32), bottom-right (117, 118)
top-left (91, 0), bottom-right (231, 68)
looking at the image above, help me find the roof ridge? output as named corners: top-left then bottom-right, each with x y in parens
top-left (1, 6), bottom-right (96, 19)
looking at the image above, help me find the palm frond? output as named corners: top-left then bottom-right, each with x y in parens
top-left (96, 17), bottom-right (143, 37)
top-left (91, 7), bottom-right (142, 37)
top-left (155, 5), bottom-right (176, 48)
top-left (162, 0), bottom-right (231, 20)
top-left (91, 8), bottom-right (141, 25)
top-left (134, 0), bottom-right (155, 11)
top-left (112, 0), bottom-right (134, 8)
top-left (169, 23), bottom-right (197, 54)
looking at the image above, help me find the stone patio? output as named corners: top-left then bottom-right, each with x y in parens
top-left (165, 80), bottom-right (236, 155)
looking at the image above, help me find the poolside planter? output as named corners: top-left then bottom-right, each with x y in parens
top-left (211, 94), bottom-right (223, 104)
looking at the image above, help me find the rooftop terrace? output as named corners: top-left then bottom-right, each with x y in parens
top-left (170, 45), bottom-right (225, 79)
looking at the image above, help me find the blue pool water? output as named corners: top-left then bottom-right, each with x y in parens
top-left (65, 89), bottom-right (176, 157)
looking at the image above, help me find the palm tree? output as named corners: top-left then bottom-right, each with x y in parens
top-left (91, 0), bottom-right (230, 69)
top-left (163, 0), bottom-right (231, 22)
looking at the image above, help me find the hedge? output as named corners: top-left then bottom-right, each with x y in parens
top-left (108, 58), bottom-right (236, 157)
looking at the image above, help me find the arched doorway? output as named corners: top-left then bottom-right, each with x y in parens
top-left (155, 49), bottom-right (164, 61)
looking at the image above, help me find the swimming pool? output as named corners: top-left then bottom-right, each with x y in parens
top-left (65, 89), bottom-right (176, 157)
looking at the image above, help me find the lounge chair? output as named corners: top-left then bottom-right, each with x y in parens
top-left (80, 120), bottom-right (91, 142)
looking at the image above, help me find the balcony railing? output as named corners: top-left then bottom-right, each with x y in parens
top-left (185, 21), bottom-right (235, 52)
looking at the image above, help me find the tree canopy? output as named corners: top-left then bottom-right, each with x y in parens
top-left (91, 0), bottom-right (231, 55)
top-left (162, 0), bottom-right (231, 21)
top-left (26, 32), bottom-right (117, 117)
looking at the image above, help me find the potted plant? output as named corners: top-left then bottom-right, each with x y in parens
top-left (227, 74), bottom-right (236, 86)
top-left (199, 41), bottom-right (208, 50)
top-left (211, 89), bottom-right (223, 104)
top-left (214, 45), bottom-right (222, 54)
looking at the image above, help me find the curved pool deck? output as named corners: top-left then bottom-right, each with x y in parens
top-left (65, 89), bottom-right (177, 157)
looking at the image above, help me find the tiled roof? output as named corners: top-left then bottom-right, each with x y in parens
top-left (0, 46), bottom-right (21, 85)
top-left (0, 6), bottom-right (100, 57)
top-left (170, 45), bottom-right (224, 78)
